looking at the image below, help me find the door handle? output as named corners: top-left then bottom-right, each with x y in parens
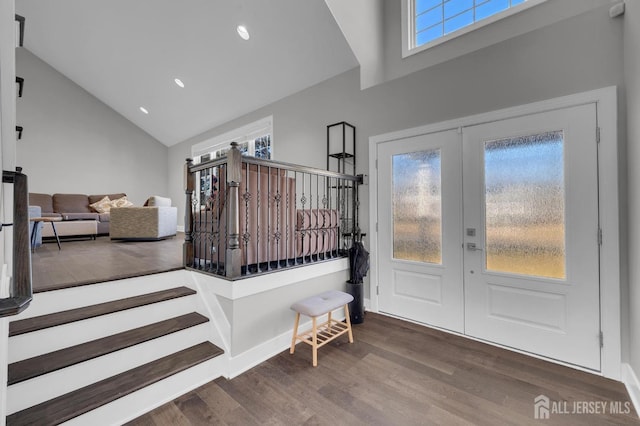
top-left (466, 242), bottom-right (483, 251)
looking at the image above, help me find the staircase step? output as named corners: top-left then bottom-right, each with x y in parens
top-left (6, 341), bottom-right (223, 426)
top-left (9, 286), bottom-right (196, 336)
top-left (8, 312), bottom-right (208, 385)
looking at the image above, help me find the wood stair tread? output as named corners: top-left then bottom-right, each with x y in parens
top-left (8, 312), bottom-right (209, 385)
top-left (6, 341), bottom-right (223, 426)
top-left (9, 286), bottom-right (196, 336)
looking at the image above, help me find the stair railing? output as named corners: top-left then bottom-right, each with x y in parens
top-left (184, 142), bottom-right (361, 280)
top-left (0, 168), bottom-right (33, 317)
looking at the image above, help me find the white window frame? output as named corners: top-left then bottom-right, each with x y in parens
top-left (191, 116), bottom-right (273, 162)
top-left (402, 0), bottom-right (548, 58)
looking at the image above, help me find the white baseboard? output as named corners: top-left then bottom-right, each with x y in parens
top-left (176, 225), bottom-right (185, 233)
top-left (227, 329), bottom-right (293, 379)
top-left (622, 363), bottom-right (640, 418)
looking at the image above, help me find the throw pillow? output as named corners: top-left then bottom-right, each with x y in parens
top-left (111, 196), bottom-right (134, 208)
top-left (89, 196), bottom-right (112, 214)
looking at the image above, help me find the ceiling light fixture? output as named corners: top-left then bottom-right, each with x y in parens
top-left (174, 78), bottom-right (185, 88)
top-left (237, 25), bottom-right (250, 41)
top-left (139, 106), bottom-right (149, 114)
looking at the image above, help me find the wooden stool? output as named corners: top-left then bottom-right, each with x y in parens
top-left (290, 290), bottom-right (354, 367)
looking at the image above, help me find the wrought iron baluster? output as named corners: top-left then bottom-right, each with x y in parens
top-left (242, 162), bottom-right (251, 275)
top-left (266, 166), bottom-right (272, 271)
top-left (300, 172), bottom-right (307, 265)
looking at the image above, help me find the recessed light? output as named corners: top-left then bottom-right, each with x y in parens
top-left (237, 25), bottom-right (250, 40)
top-left (174, 78), bottom-right (185, 88)
top-left (139, 106), bottom-right (149, 114)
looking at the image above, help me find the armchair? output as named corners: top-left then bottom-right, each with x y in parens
top-left (110, 196), bottom-right (177, 241)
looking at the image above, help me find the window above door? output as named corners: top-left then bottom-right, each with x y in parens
top-left (404, 0), bottom-right (547, 57)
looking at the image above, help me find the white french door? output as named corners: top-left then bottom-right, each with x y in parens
top-left (377, 103), bottom-right (601, 370)
top-left (377, 129), bottom-right (464, 332)
top-left (462, 104), bottom-right (600, 370)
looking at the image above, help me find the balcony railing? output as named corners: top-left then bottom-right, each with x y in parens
top-left (184, 142), bottom-right (360, 279)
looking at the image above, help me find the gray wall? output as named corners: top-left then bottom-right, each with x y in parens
top-left (230, 270), bottom-right (349, 356)
top-left (16, 49), bottom-right (168, 206)
top-left (170, 3), bottom-right (625, 298)
top-left (171, 0), bottom-right (625, 210)
top-left (625, 0), bottom-right (640, 379)
top-left (381, 0), bottom-right (613, 84)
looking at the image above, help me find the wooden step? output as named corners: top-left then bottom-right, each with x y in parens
top-left (9, 286), bottom-right (196, 336)
top-left (8, 312), bottom-right (208, 385)
top-left (6, 341), bottom-right (223, 426)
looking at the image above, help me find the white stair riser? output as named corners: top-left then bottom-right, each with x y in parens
top-left (9, 296), bottom-right (198, 362)
top-left (63, 356), bottom-right (226, 426)
top-left (12, 270), bottom-right (191, 320)
top-left (7, 323), bottom-right (211, 414)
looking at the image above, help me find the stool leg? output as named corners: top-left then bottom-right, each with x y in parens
top-left (344, 304), bottom-right (354, 343)
top-left (290, 312), bottom-right (300, 354)
top-left (312, 316), bottom-right (318, 367)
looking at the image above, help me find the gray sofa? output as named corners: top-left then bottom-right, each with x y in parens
top-left (29, 192), bottom-right (127, 238)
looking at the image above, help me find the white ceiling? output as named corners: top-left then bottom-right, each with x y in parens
top-left (15, 0), bottom-right (358, 146)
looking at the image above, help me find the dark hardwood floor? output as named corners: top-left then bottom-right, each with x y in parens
top-left (31, 233), bottom-right (184, 292)
top-left (128, 313), bottom-right (639, 426)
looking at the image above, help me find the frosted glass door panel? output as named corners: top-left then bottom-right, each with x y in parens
top-left (392, 150), bottom-right (442, 264)
top-left (484, 131), bottom-right (566, 279)
top-left (463, 103), bottom-right (600, 370)
top-left (378, 129), bottom-right (463, 332)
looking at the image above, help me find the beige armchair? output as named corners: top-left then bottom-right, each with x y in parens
top-left (110, 196), bottom-right (177, 240)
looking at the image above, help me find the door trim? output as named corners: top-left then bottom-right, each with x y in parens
top-left (368, 86), bottom-right (620, 380)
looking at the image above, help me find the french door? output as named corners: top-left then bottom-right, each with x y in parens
top-left (378, 129), bottom-right (464, 332)
top-left (377, 104), bottom-right (601, 369)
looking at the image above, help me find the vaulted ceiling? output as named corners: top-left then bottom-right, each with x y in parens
top-left (15, 0), bottom-right (358, 146)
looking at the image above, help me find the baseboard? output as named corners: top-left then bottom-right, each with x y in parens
top-left (227, 329), bottom-right (293, 379)
top-left (176, 225), bottom-right (185, 233)
top-left (226, 313), bottom-right (347, 379)
top-left (622, 363), bottom-right (640, 418)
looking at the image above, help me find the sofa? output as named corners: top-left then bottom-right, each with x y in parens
top-left (29, 192), bottom-right (128, 238)
top-left (110, 195), bottom-right (178, 241)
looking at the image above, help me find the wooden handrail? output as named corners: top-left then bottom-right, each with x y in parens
top-left (0, 169), bottom-right (33, 317)
top-left (189, 153), bottom-right (360, 182)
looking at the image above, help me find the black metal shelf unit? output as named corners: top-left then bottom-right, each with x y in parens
top-left (326, 121), bottom-right (356, 176)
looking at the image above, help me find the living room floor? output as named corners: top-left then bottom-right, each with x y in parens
top-left (31, 233), bottom-right (184, 292)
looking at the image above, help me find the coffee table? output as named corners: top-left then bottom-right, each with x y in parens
top-left (31, 217), bottom-right (62, 251)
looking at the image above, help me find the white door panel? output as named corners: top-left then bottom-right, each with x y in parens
top-left (462, 104), bottom-right (600, 370)
top-left (377, 129), bottom-right (463, 332)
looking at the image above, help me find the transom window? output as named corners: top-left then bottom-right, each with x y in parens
top-left (192, 116), bottom-right (273, 164)
top-left (408, 0), bottom-right (545, 53)
top-left (191, 116), bottom-right (273, 209)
